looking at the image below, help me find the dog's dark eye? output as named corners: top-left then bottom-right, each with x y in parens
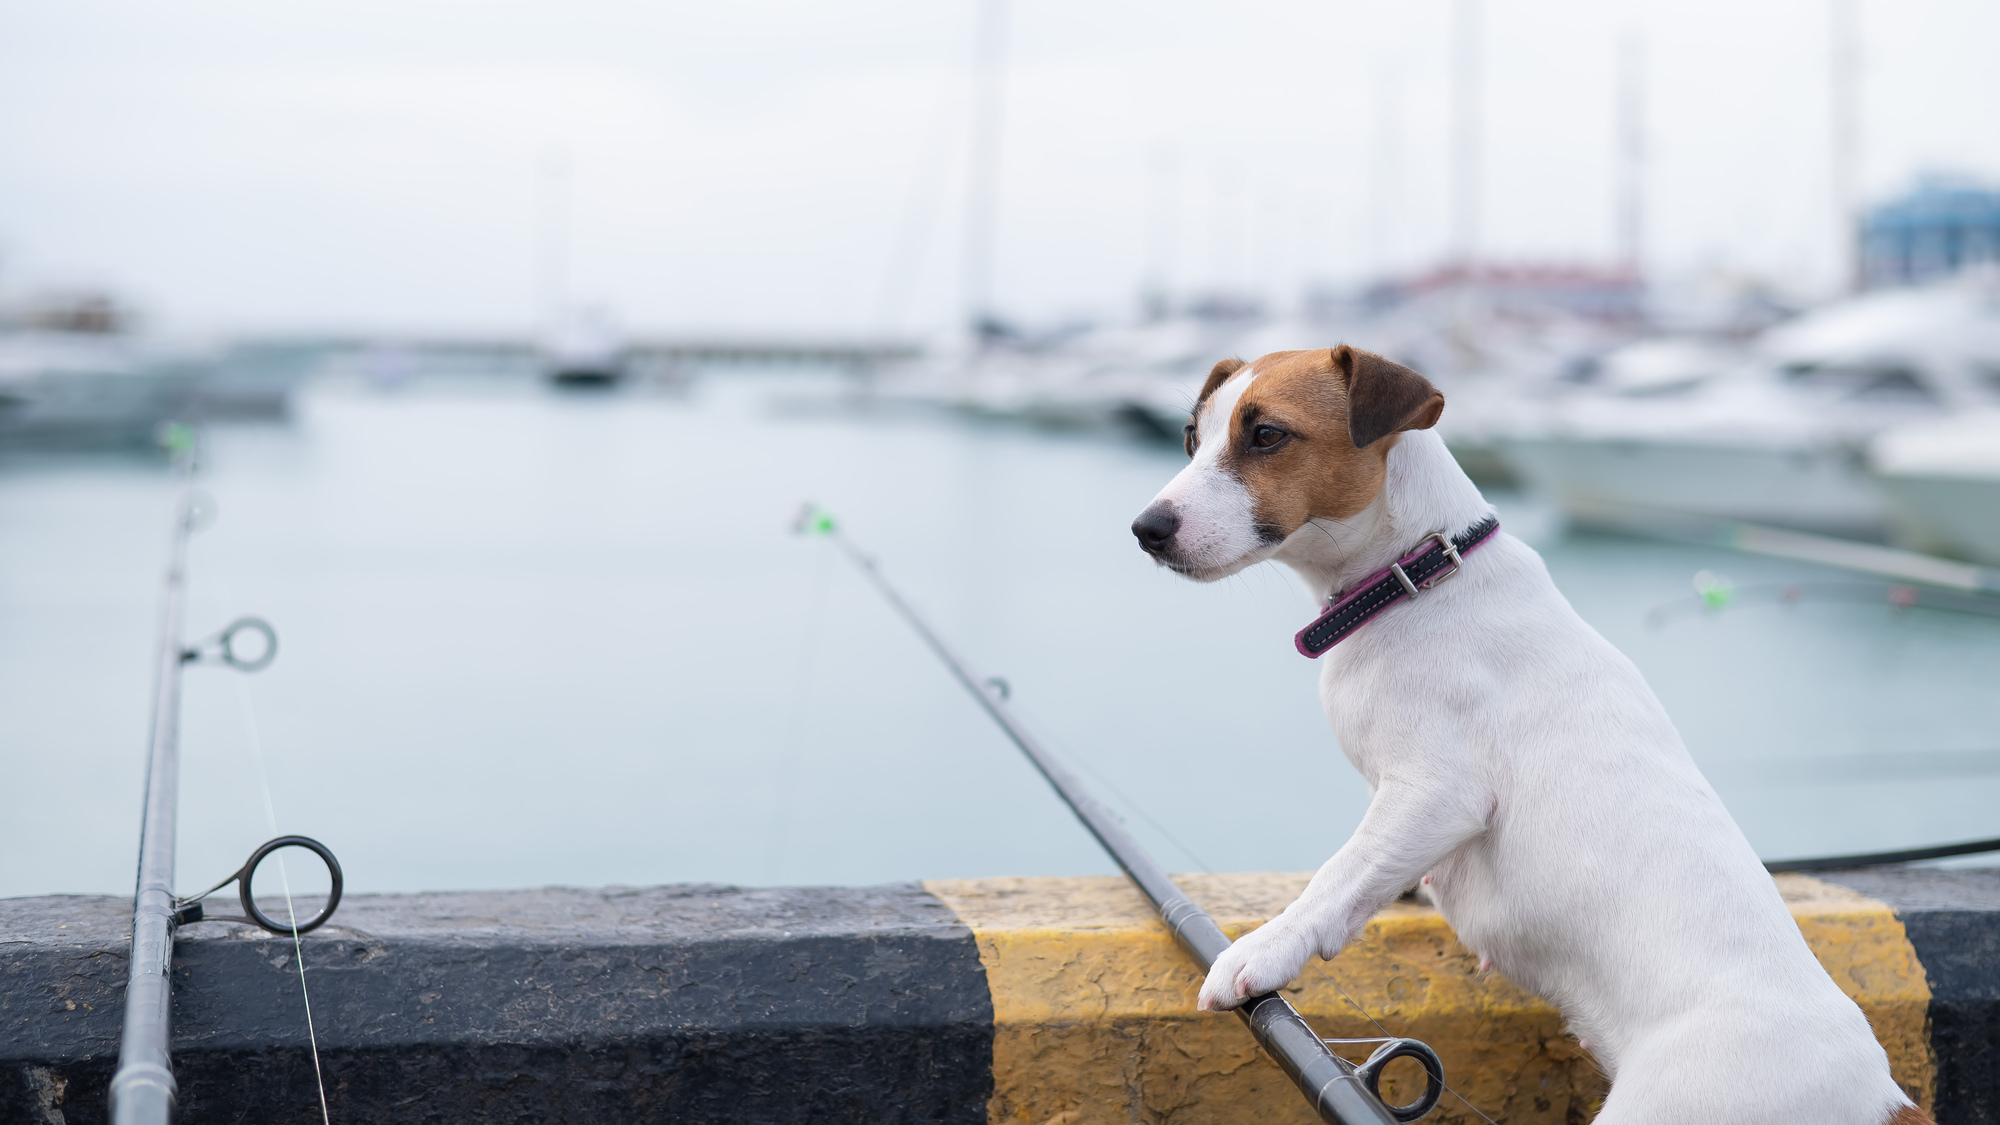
top-left (1183, 422), bottom-right (1198, 457)
top-left (1251, 424), bottom-right (1288, 450)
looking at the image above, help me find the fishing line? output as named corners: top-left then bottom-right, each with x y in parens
top-left (1048, 704), bottom-right (1503, 1125)
top-left (1012, 735), bottom-right (1505, 1124)
top-left (234, 673), bottom-right (332, 1125)
top-left (795, 524), bottom-right (1213, 875)
top-left (908, 588), bottom-right (1504, 1120)
top-left (186, 464), bottom-right (332, 1124)
top-left (1016, 699), bottom-right (1503, 1125)
top-left (1308, 960), bottom-right (1503, 1125)
top-left (1003, 698), bottom-right (1215, 874)
top-left (768, 528), bottom-right (836, 879)
top-left (1651, 569), bottom-right (2000, 870)
top-left (117, 428), bottom-right (345, 1125)
top-left (1647, 576), bottom-right (2000, 629)
top-left (801, 504), bottom-right (1444, 1125)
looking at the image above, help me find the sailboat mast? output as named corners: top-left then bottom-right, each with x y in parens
top-left (1449, 0), bottom-right (1482, 271)
top-left (1616, 28), bottom-right (1647, 276)
top-left (1141, 142), bottom-right (1176, 321)
top-left (962, 0), bottom-right (1009, 338)
top-left (1829, 0), bottom-right (1862, 292)
top-left (537, 148), bottom-right (571, 332)
top-left (1368, 60), bottom-right (1404, 280)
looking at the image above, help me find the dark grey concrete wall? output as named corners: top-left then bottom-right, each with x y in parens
top-left (11, 870), bottom-right (2000, 1124)
top-left (1826, 868), bottom-right (2000, 1125)
top-left (0, 884), bottom-right (992, 1125)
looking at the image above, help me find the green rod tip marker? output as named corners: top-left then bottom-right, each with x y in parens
top-left (1693, 569), bottom-right (1735, 609)
top-left (791, 502), bottom-right (836, 536)
top-left (156, 421), bottom-right (197, 457)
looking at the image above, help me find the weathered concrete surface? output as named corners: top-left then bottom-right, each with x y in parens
top-left (0, 884), bottom-right (993, 1124)
top-left (6, 869), bottom-right (1995, 1125)
top-left (1827, 868), bottom-right (2000, 1125)
top-left (927, 872), bottom-right (1934, 1125)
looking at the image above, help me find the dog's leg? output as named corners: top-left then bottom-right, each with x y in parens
top-left (1197, 777), bottom-right (1487, 1010)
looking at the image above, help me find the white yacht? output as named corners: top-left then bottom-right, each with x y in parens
top-left (0, 296), bottom-right (205, 447)
top-left (882, 313), bottom-right (1252, 435)
top-left (1492, 270), bottom-right (2000, 535)
top-left (1869, 410), bottom-right (2000, 564)
top-left (541, 307), bottom-right (629, 386)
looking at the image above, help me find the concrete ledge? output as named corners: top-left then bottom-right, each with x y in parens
top-left (4, 870), bottom-right (1997, 1124)
top-left (0, 885), bottom-right (993, 1124)
top-left (928, 872), bottom-right (1936, 1125)
top-left (1823, 869), bottom-right (2000, 1124)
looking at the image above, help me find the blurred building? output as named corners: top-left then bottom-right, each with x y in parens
top-left (0, 291), bottom-right (131, 334)
top-left (1862, 175), bottom-right (2000, 289)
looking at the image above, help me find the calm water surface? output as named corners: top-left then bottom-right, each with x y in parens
top-left (5, 367), bottom-right (1999, 898)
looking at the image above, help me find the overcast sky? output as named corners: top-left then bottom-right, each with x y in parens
top-left (2, 0), bottom-right (1996, 336)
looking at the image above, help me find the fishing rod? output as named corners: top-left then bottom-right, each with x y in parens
top-left (1647, 575), bottom-right (2000, 627)
top-left (110, 428), bottom-right (343, 1125)
top-left (1575, 502), bottom-right (2000, 596)
top-left (795, 504), bottom-right (1443, 1125)
top-left (1766, 835), bottom-right (2000, 873)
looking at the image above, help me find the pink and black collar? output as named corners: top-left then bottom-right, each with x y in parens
top-left (1294, 516), bottom-right (1501, 658)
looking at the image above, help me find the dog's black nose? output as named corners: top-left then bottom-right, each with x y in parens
top-left (1131, 503), bottom-right (1180, 554)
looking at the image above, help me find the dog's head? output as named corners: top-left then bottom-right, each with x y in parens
top-left (1130, 346), bottom-right (1444, 580)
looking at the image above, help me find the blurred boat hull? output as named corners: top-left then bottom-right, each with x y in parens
top-left (0, 371), bottom-right (194, 446)
top-left (541, 313), bottom-right (630, 387)
top-left (1869, 412), bottom-right (2000, 564)
top-left (0, 331), bottom-right (203, 447)
top-left (1874, 474), bottom-right (2000, 563)
top-left (1496, 433), bottom-right (1886, 535)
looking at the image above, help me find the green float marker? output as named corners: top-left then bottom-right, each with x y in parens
top-left (1693, 570), bottom-right (1736, 609)
top-left (155, 421), bottom-right (197, 457)
top-left (791, 503), bottom-right (837, 537)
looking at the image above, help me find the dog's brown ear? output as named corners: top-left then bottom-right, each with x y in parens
top-left (1334, 345), bottom-right (1444, 449)
top-left (1186, 357), bottom-right (1247, 454)
top-left (1194, 357), bottom-right (1246, 409)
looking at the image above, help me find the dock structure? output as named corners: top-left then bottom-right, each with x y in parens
top-left (319, 335), bottom-right (924, 370)
top-left (4, 866), bottom-right (1995, 1123)
top-left (628, 338), bottom-right (922, 368)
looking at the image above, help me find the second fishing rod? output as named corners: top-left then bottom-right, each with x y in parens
top-left (795, 505), bottom-right (1444, 1125)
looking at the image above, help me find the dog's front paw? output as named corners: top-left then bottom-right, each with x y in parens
top-left (1197, 919), bottom-right (1314, 1011)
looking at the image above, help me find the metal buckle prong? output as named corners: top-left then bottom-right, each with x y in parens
top-left (1422, 531), bottom-right (1465, 590)
top-left (1391, 531), bottom-right (1464, 598)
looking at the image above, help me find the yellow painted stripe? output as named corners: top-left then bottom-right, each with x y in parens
top-left (1781, 873), bottom-right (1934, 1113)
top-left (924, 872), bottom-right (1932, 1125)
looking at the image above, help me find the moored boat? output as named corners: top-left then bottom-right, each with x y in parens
top-left (0, 295), bottom-right (208, 447)
top-left (1870, 409), bottom-right (2000, 564)
top-left (1493, 270), bottom-right (2000, 534)
top-left (541, 308), bottom-right (629, 386)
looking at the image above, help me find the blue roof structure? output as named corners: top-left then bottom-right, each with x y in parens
top-left (1863, 176), bottom-right (2000, 288)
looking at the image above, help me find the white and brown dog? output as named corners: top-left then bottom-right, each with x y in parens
top-left (1131, 346), bottom-right (1927, 1125)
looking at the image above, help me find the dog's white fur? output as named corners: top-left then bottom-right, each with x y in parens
top-left (1149, 367), bottom-right (1271, 580)
top-left (1147, 361), bottom-right (1914, 1124)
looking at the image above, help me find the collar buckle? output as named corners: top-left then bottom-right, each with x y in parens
top-left (1295, 517), bottom-right (1498, 658)
top-left (1387, 531), bottom-right (1463, 597)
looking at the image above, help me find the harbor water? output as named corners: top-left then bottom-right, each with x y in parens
top-left (4, 365), bottom-right (1999, 899)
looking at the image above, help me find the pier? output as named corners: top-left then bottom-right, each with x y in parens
top-left (311, 335), bottom-right (925, 370)
top-left (6, 867), bottom-right (1995, 1123)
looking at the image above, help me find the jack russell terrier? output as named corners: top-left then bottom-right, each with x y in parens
top-left (1130, 346), bottom-right (1926, 1125)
